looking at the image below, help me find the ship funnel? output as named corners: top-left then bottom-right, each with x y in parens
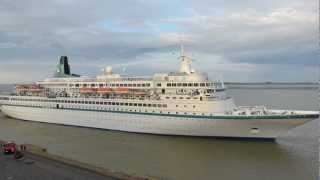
top-left (54, 56), bottom-right (72, 77)
top-left (59, 56), bottom-right (71, 75)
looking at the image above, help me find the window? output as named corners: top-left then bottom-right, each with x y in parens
top-left (99, 84), bottom-right (103, 87)
top-left (172, 83), bottom-right (176, 87)
top-left (188, 83), bottom-right (192, 87)
top-left (167, 83), bottom-right (171, 87)
top-left (177, 83), bottom-right (182, 87)
top-left (194, 83), bottom-right (199, 87)
top-left (157, 83), bottom-right (161, 87)
top-left (200, 83), bottom-right (205, 87)
top-left (183, 83), bottom-right (187, 87)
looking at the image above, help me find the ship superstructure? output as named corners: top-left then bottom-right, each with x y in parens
top-left (0, 46), bottom-right (318, 139)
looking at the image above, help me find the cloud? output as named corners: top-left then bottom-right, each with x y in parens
top-left (0, 0), bottom-right (317, 83)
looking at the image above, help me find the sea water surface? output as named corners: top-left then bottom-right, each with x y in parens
top-left (0, 84), bottom-right (318, 180)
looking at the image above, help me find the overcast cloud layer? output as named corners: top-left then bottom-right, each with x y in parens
top-left (0, 0), bottom-right (317, 83)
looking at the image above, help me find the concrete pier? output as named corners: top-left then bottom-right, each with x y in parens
top-left (0, 140), bottom-right (152, 180)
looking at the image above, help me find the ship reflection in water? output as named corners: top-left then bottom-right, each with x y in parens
top-left (0, 84), bottom-right (318, 180)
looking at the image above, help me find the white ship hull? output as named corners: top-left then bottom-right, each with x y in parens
top-left (0, 105), bottom-right (316, 139)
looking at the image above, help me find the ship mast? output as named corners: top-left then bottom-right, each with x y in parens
top-left (179, 44), bottom-right (192, 74)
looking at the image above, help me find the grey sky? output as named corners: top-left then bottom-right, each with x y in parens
top-left (0, 0), bottom-right (317, 83)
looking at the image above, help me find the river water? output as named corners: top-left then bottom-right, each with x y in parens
top-left (0, 84), bottom-right (318, 180)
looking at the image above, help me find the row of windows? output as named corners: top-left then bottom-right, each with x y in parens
top-left (166, 82), bottom-right (214, 87)
top-left (0, 97), bottom-right (9, 100)
top-left (166, 96), bottom-right (197, 100)
top-left (67, 82), bottom-right (216, 88)
top-left (10, 98), bottom-right (167, 108)
top-left (11, 103), bottom-right (205, 116)
top-left (71, 83), bottom-right (151, 88)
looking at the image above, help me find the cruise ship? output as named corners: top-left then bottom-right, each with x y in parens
top-left (0, 47), bottom-right (318, 139)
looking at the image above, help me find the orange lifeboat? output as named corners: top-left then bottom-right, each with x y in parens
top-left (134, 91), bottom-right (148, 95)
top-left (28, 85), bottom-right (43, 92)
top-left (16, 84), bottom-right (43, 92)
top-left (114, 87), bottom-right (129, 94)
top-left (79, 88), bottom-right (97, 93)
top-left (97, 87), bottom-right (112, 94)
top-left (16, 85), bottom-right (29, 91)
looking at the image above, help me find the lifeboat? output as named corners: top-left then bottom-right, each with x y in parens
top-left (133, 91), bottom-right (148, 95)
top-left (97, 88), bottom-right (112, 94)
top-left (16, 84), bottom-right (43, 92)
top-left (79, 88), bottom-right (97, 93)
top-left (114, 87), bottom-right (129, 94)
